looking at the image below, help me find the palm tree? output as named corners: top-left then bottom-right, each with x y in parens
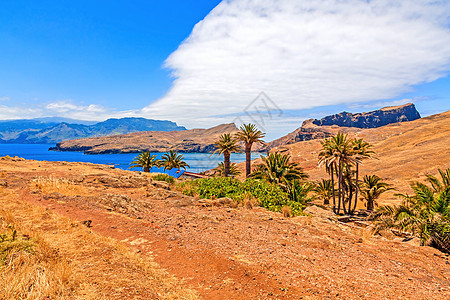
top-left (287, 180), bottom-right (315, 205)
top-left (360, 175), bottom-right (392, 211)
top-left (129, 151), bottom-right (161, 172)
top-left (160, 150), bottom-right (190, 171)
top-left (351, 138), bottom-right (375, 213)
top-left (250, 152), bottom-right (308, 187)
top-left (370, 169), bottom-right (450, 252)
top-left (425, 168), bottom-right (450, 193)
top-left (318, 138), bottom-right (338, 210)
top-left (235, 123), bottom-right (265, 178)
top-left (319, 133), bottom-right (357, 214)
top-left (217, 162), bottom-right (241, 177)
top-left (213, 133), bottom-right (241, 177)
top-left (314, 179), bottom-right (333, 205)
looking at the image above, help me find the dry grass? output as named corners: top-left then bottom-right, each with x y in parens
top-left (355, 227), bottom-right (376, 244)
top-left (0, 188), bottom-right (198, 300)
top-left (242, 195), bottom-right (259, 210)
top-left (0, 207), bottom-right (76, 299)
top-left (31, 176), bottom-right (85, 196)
top-left (282, 206), bottom-right (292, 218)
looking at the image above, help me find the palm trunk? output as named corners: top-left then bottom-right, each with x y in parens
top-left (144, 166), bottom-right (150, 172)
top-left (347, 181), bottom-right (353, 215)
top-left (352, 163), bottom-right (359, 213)
top-left (245, 143), bottom-right (252, 178)
top-left (367, 196), bottom-right (374, 211)
top-left (337, 161), bottom-right (342, 215)
top-left (331, 164), bottom-right (336, 213)
top-left (342, 172), bottom-right (348, 215)
top-left (224, 151), bottom-right (231, 177)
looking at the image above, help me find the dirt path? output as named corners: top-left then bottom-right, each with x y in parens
top-left (1, 157), bottom-right (449, 299)
top-left (21, 190), bottom-right (290, 299)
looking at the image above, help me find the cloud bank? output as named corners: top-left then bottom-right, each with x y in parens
top-left (0, 100), bottom-right (137, 121)
top-left (141, 0), bottom-right (450, 130)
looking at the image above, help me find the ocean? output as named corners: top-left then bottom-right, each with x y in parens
top-left (0, 144), bottom-right (261, 173)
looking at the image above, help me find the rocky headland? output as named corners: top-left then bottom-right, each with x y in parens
top-left (268, 103), bottom-right (421, 148)
top-left (50, 123), bottom-right (243, 154)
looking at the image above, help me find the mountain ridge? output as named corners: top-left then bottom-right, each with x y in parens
top-left (0, 117), bottom-right (186, 144)
top-left (267, 103), bottom-right (421, 149)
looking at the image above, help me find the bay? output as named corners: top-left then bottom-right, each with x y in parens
top-left (0, 144), bottom-right (262, 173)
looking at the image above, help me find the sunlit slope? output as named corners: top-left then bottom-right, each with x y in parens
top-left (268, 110), bottom-right (450, 204)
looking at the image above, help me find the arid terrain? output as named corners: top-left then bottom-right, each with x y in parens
top-left (0, 156), bottom-right (449, 299)
top-left (242, 110), bottom-right (450, 206)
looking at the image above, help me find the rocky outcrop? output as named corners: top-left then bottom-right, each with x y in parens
top-left (312, 103), bottom-right (420, 128)
top-left (268, 104), bottom-right (421, 149)
top-left (50, 123), bottom-right (244, 154)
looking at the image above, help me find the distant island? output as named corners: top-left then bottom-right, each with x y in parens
top-left (0, 117), bottom-right (186, 144)
top-left (49, 123), bottom-right (243, 154)
top-left (50, 103), bottom-right (421, 154)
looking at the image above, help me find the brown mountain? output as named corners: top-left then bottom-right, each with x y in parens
top-left (312, 103), bottom-right (420, 128)
top-left (50, 123), bottom-right (241, 154)
top-left (267, 103), bottom-right (420, 149)
top-left (255, 110), bottom-right (450, 205)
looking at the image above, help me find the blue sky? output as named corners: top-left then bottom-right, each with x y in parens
top-left (1, 0), bottom-right (450, 139)
top-left (0, 0), bottom-right (221, 109)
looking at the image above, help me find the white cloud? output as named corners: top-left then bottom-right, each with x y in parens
top-left (46, 101), bottom-right (107, 114)
top-left (0, 100), bottom-right (138, 121)
top-left (0, 105), bottom-right (42, 120)
top-left (141, 0), bottom-right (450, 132)
top-left (0, 97), bottom-right (10, 101)
top-left (43, 100), bottom-right (141, 121)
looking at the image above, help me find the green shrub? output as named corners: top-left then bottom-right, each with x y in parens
top-left (370, 168), bottom-right (450, 253)
top-left (1, 226), bottom-right (35, 265)
top-left (177, 177), bottom-right (307, 216)
top-left (153, 174), bottom-right (175, 184)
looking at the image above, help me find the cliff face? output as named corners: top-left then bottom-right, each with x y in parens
top-left (268, 103), bottom-right (421, 149)
top-left (312, 103), bottom-right (420, 128)
top-left (50, 123), bottom-right (242, 154)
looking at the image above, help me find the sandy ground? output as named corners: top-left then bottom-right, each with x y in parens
top-left (0, 156), bottom-right (449, 299)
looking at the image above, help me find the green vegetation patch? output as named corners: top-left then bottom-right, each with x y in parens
top-left (178, 177), bottom-right (306, 216)
top-left (153, 173), bottom-right (175, 184)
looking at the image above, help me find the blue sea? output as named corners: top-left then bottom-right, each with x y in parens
top-left (0, 144), bottom-right (262, 173)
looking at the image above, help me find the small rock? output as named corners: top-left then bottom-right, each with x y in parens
top-left (303, 206), bottom-right (336, 219)
top-left (82, 220), bottom-right (93, 228)
top-left (402, 237), bottom-right (421, 247)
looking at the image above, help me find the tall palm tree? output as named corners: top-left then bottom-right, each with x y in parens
top-left (314, 179), bottom-right (333, 205)
top-left (235, 123), bottom-right (265, 178)
top-left (129, 151), bottom-right (160, 172)
top-left (213, 133), bottom-right (241, 177)
top-left (360, 174), bottom-right (392, 211)
top-left (351, 138), bottom-right (375, 213)
top-left (160, 150), bottom-right (190, 171)
top-left (319, 133), bottom-right (357, 214)
top-left (318, 138), bottom-right (338, 210)
top-left (250, 152), bottom-right (308, 186)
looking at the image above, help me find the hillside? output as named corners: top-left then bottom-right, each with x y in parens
top-left (0, 117), bottom-right (186, 144)
top-left (0, 157), bottom-right (448, 299)
top-left (50, 123), bottom-right (241, 154)
top-left (264, 110), bottom-right (450, 204)
top-left (267, 103), bottom-right (420, 149)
